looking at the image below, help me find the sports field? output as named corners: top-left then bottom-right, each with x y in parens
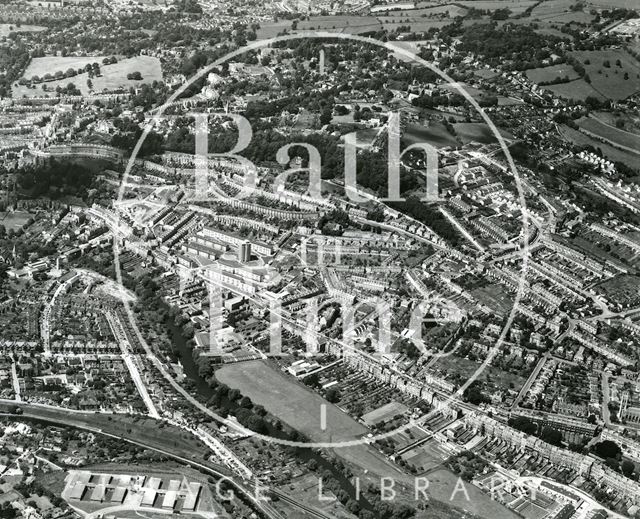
top-left (0, 211), bottom-right (33, 232)
top-left (215, 360), bottom-right (367, 443)
top-left (215, 360), bottom-right (406, 479)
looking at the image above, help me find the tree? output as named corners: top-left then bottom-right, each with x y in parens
top-left (319, 107), bottom-right (332, 126)
top-left (87, 79), bottom-right (93, 90)
top-left (593, 440), bottom-right (622, 460)
top-left (540, 426), bottom-right (562, 446)
top-left (621, 459), bottom-right (635, 478)
top-left (508, 416), bottom-right (537, 435)
top-left (325, 387), bottom-right (341, 403)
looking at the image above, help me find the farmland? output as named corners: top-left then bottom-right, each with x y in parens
top-left (570, 49), bottom-right (640, 100)
top-left (14, 56), bottom-right (162, 97)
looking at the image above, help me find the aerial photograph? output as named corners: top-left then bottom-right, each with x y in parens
top-left (0, 0), bottom-right (639, 518)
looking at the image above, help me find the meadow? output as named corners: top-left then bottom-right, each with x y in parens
top-left (571, 49), bottom-right (640, 100)
top-left (22, 55), bottom-right (107, 79)
top-left (544, 79), bottom-right (604, 101)
top-left (14, 56), bottom-right (162, 97)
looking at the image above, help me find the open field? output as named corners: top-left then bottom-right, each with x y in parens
top-left (215, 360), bottom-right (367, 443)
top-left (297, 15), bottom-right (383, 33)
top-left (526, 64), bottom-right (580, 84)
top-left (424, 467), bottom-right (519, 519)
top-left (214, 360), bottom-right (405, 480)
top-left (440, 81), bottom-right (520, 106)
top-left (559, 125), bottom-right (639, 170)
top-left (375, 5), bottom-right (467, 17)
top-left (215, 360), bottom-right (517, 519)
top-left (570, 49), bottom-right (640, 100)
top-left (0, 211), bottom-right (33, 232)
top-left (576, 116), bottom-right (640, 153)
top-left (404, 121), bottom-right (458, 148)
top-left (283, 472), bottom-right (358, 519)
top-left (529, 3), bottom-right (595, 24)
top-left (379, 18), bottom-right (450, 33)
top-left (22, 55), bottom-right (108, 79)
top-left (0, 24), bottom-right (46, 37)
top-left (453, 122), bottom-right (514, 145)
top-left (592, 110), bottom-right (640, 136)
top-left (544, 79), bottom-right (604, 101)
top-left (458, 0), bottom-right (538, 14)
top-left (14, 56), bottom-right (162, 97)
top-left (256, 20), bottom-right (292, 39)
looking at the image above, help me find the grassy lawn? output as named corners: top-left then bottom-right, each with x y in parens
top-left (404, 122), bottom-right (458, 148)
top-left (215, 360), bottom-right (368, 443)
top-left (0, 211), bottom-right (33, 232)
top-left (22, 56), bottom-right (108, 79)
top-left (526, 64), bottom-right (580, 84)
top-left (215, 360), bottom-right (405, 479)
top-left (426, 468), bottom-right (519, 519)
